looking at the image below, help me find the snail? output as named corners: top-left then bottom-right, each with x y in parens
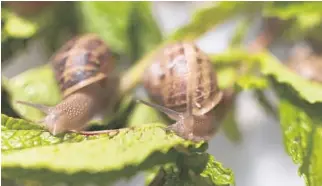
top-left (138, 42), bottom-right (224, 142)
top-left (16, 33), bottom-right (116, 135)
top-left (287, 45), bottom-right (322, 83)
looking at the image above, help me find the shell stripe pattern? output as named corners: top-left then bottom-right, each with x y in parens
top-left (50, 33), bottom-right (114, 98)
top-left (160, 42), bottom-right (220, 116)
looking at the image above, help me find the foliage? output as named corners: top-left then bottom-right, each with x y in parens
top-left (2, 1), bottom-right (322, 186)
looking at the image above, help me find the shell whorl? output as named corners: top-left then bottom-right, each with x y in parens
top-left (143, 42), bottom-right (222, 116)
top-left (50, 33), bottom-right (114, 98)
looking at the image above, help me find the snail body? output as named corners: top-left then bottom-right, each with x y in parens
top-left (140, 42), bottom-right (223, 142)
top-left (17, 33), bottom-right (115, 135)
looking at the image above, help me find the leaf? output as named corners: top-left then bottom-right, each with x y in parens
top-left (211, 50), bottom-right (322, 103)
top-left (127, 2), bottom-right (162, 61)
top-left (2, 124), bottom-right (205, 185)
top-left (263, 2), bottom-right (322, 20)
top-left (150, 153), bottom-right (234, 186)
top-left (1, 114), bottom-right (103, 153)
top-left (199, 154), bottom-right (235, 185)
top-left (236, 75), bottom-right (268, 90)
top-left (2, 114), bottom-right (41, 130)
top-left (278, 91), bottom-right (322, 186)
top-left (216, 68), bottom-right (238, 90)
top-left (78, 1), bottom-right (133, 54)
top-left (5, 65), bottom-right (62, 121)
top-left (209, 49), bottom-right (253, 66)
top-left (1, 129), bottom-right (100, 153)
top-left (257, 52), bottom-right (322, 104)
top-left (169, 2), bottom-right (264, 40)
top-left (229, 16), bottom-right (253, 48)
top-left (3, 11), bottom-right (39, 38)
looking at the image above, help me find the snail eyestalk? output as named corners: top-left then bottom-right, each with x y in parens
top-left (137, 99), bottom-right (183, 120)
top-left (16, 100), bottom-right (52, 114)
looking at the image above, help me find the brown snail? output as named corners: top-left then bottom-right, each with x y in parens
top-left (138, 42), bottom-right (224, 142)
top-left (16, 33), bottom-right (116, 135)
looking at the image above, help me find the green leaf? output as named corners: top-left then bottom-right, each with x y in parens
top-left (200, 154), bottom-right (234, 185)
top-left (3, 11), bottom-right (39, 38)
top-left (211, 50), bottom-right (322, 103)
top-left (1, 114), bottom-right (103, 152)
top-left (78, 1), bottom-right (133, 54)
top-left (127, 2), bottom-right (162, 61)
top-left (2, 124), bottom-right (205, 185)
top-left (278, 93), bottom-right (322, 186)
top-left (263, 2), bottom-right (322, 20)
top-left (229, 16), bottom-right (253, 48)
top-left (216, 68), bottom-right (238, 90)
top-left (257, 52), bottom-right (322, 104)
top-left (150, 153), bottom-right (234, 186)
top-left (2, 114), bottom-right (41, 130)
top-left (6, 65), bottom-right (62, 121)
top-left (210, 49), bottom-right (253, 66)
top-left (170, 2), bottom-right (264, 40)
top-left (79, 2), bottom-right (162, 59)
top-left (1, 129), bottom-right (101, 153)
top-left (236, 75), bottom-right (268, 90)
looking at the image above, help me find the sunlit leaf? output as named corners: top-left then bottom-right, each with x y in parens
top-left (2, 123), bottom-right (205, 185)
top-left (278, 91), bottom-right (322, 186)
top-left (257, 52), bottom-right (322, 104)
top-left (236, 75), bottom-right (268, 90)
top-left (4, 12), bottom-right (39, 38)
top-left (2, 114), bottom-right (41, 131)
top-left (211, 50), bottom-right (322, 103)
top-left (155, 153), bottom-right (234, 186)
top-left (216, 68), bottom-right (238, 90)
top-left (1, 114), bottom-right (102, 153)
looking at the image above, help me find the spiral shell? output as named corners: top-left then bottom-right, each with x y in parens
top-left (143, 42), bottom-right (222, 116)
top-left (50, 33), bottom-right (114, 98)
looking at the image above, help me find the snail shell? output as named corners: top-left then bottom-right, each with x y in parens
top-left (140, 42), bottom-right (223, 142)
top-left (51, 33), bottom-right (114, 98)
top-left (17, 33), bottom-right (115, 135)
top-left (143, 42), bottom-right (223, 117)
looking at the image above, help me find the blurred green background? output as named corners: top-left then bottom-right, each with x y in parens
top-left (2, 1), bottom-right (322, 186)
